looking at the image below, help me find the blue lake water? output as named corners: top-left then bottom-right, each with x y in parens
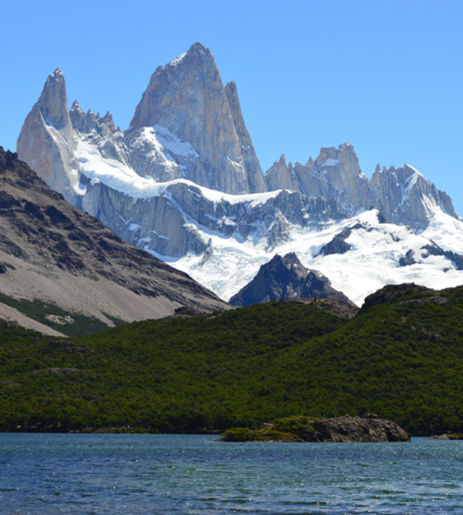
top-left (0, 434), bottom-right (462, 514)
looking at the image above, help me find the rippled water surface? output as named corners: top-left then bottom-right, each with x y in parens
top-left (0, 434), bottom-right (462, 514)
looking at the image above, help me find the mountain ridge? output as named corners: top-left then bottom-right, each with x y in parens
top-left (15, 42), bottom-right (463, 305)
top-left (0, 147), bottom-right (229, 335)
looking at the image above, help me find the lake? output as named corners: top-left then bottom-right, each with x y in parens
top-left (0, 434), bottom-right (462, 514)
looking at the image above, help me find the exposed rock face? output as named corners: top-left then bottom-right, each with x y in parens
top-left (399, 249), bottom-right (416, 267)
top-left (16, 45), bottom-right (268, 203)
top-left (317, 226), bottom-right (357, 256)
top-left (229, 252), bottom-right (352, 307)
top-left (397, 242), bottom-right (463, 270)
top-left (224, 81), bottom-right (268, 193)
top-left (17, 69), bottom-right (79, 196)
top-left (221, 414), bottom-right (410, 443)
top-left (264, 144), bottom-right (459, 232)
top-left (265, 155), bottom-right (302, 192)
top-left (128, 43), bottom-right (266, 194)
top-left (265, 143), bottom-right (377, 216)
top-left (0, 147), bottom-right (229, 332)
top-left (370, 163), bottom-right (459, 231)
top-left (76, 181), bottom-right (346, 258)
top-left (310, 415), bottom-right (410, 443)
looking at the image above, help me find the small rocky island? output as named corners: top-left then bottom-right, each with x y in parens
top-left (220, 414), bottom-right (410, 443)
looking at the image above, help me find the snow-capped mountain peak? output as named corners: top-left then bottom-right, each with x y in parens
top-left (16, 43), bottom-right (462, 306)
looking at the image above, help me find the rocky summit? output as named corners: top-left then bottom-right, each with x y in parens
top-left (16, 42), bottom-right (463, 305)
top-left (229, 253), bottom-right (352, 307)
top-left (0, 147), bottom-right (228, 335)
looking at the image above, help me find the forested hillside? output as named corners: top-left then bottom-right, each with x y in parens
top-left (1, 284), bottom-right (462, 435)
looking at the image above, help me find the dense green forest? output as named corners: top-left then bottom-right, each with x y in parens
top-left (1, 284), bottom-right (462, 435)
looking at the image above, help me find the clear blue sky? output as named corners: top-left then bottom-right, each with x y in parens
top-left (2, 0), bottom-right (462, 215)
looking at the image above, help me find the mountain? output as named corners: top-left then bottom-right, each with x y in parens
top-left (229, 253), bottom-right (352, 307)
top-left (0, 147), bottom-right (228, 336)
top-left (16, 43), bottom-right (463, 304)
top-left (265, 146), bottom-right (458, 230)
top-left (128, 43), bottom-right (267, 194)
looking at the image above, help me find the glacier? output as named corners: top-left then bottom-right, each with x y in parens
top-left (170, 207), bottom-right (463, 306)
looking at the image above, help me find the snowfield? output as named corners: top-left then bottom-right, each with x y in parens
top-left (169, 208), bottom-right (463, 306)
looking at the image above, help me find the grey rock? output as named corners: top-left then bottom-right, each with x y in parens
top-left (370, 164), bottom-right (459, 231)
top-left (0, 147), bottom-right (229, 332)
top-left (265, 144), bottom-right (460, 232)
top-left (265, 155), bottom-right (302, 193)
top-left (311, 414), bottom-right (410, 443)
top-left (399, 249), bottom-right (416, 267)
top-left (17, 68), bottom-right (78, 197)
top-left (398, 241), bottom-right (463, 270)
top-left (317, 227), bottom-right (355, 256)
top-left (225, 81), bottom-right (268, 193)
top-left (229, 252), bottom-right (352, 307)
top-left (128, 43), bottom-right (266, 194)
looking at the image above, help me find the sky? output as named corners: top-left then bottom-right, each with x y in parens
top-left (2, 0), bottom-right (462, 215)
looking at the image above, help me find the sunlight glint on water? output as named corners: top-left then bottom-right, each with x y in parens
top-left (0, 434), bottom-right (462, 514)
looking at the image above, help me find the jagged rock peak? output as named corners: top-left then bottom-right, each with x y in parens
top-left (316, 143), bottom-right (364, 177)
top-left (370, 162), bottom-right (459, 228)
top-left (224, 80), bottom-right (268, 192)
top-left (101, 111), bottom-right (117, 132)
top-left (36, 68), bottom-right (70, 129)
top-left (151, 43), bottom-right (215, 75)
top-left (172, 42), bottom-right (212, 62)
top-left (229, 252), bottom-right (352, 307)
top-left (128, 42), bottom-right (266, 194)
top-left (69, 99), bottom-right (85, 131)
top-left (70, 99), bottom-right (83, 112)
top-left (129, 42), bottom-right (219, 132)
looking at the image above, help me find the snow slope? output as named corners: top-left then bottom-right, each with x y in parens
top-left (170, 208), bottom-right (463, 306)
top-left (70, 131), bottom-right (463, 307)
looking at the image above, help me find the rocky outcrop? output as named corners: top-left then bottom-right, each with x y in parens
top-left (309, 414), bottom-right (410, 442)
top-left (0, 147), bottom-right (229, 333)
top-left (421, 243), bottom-right (463, 270)
top-left (221, 414), bottom-right (410, 442)
top-left (224, 81), bottom-right (268, 193)
top-left (399, 249), bottom-right (416, 267)
top-left (358, 283), bottom-right (435, 314)
top-left (282, 297), bottom-right (358, 319)
top-left (317, 226), bottom-right (356, 256)
top-left (398, 241), bottom-right (463, 270)
top-left (229, 252), bottom-right (352, 307)
top-left (265, 143), bottom-right (377, 216)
